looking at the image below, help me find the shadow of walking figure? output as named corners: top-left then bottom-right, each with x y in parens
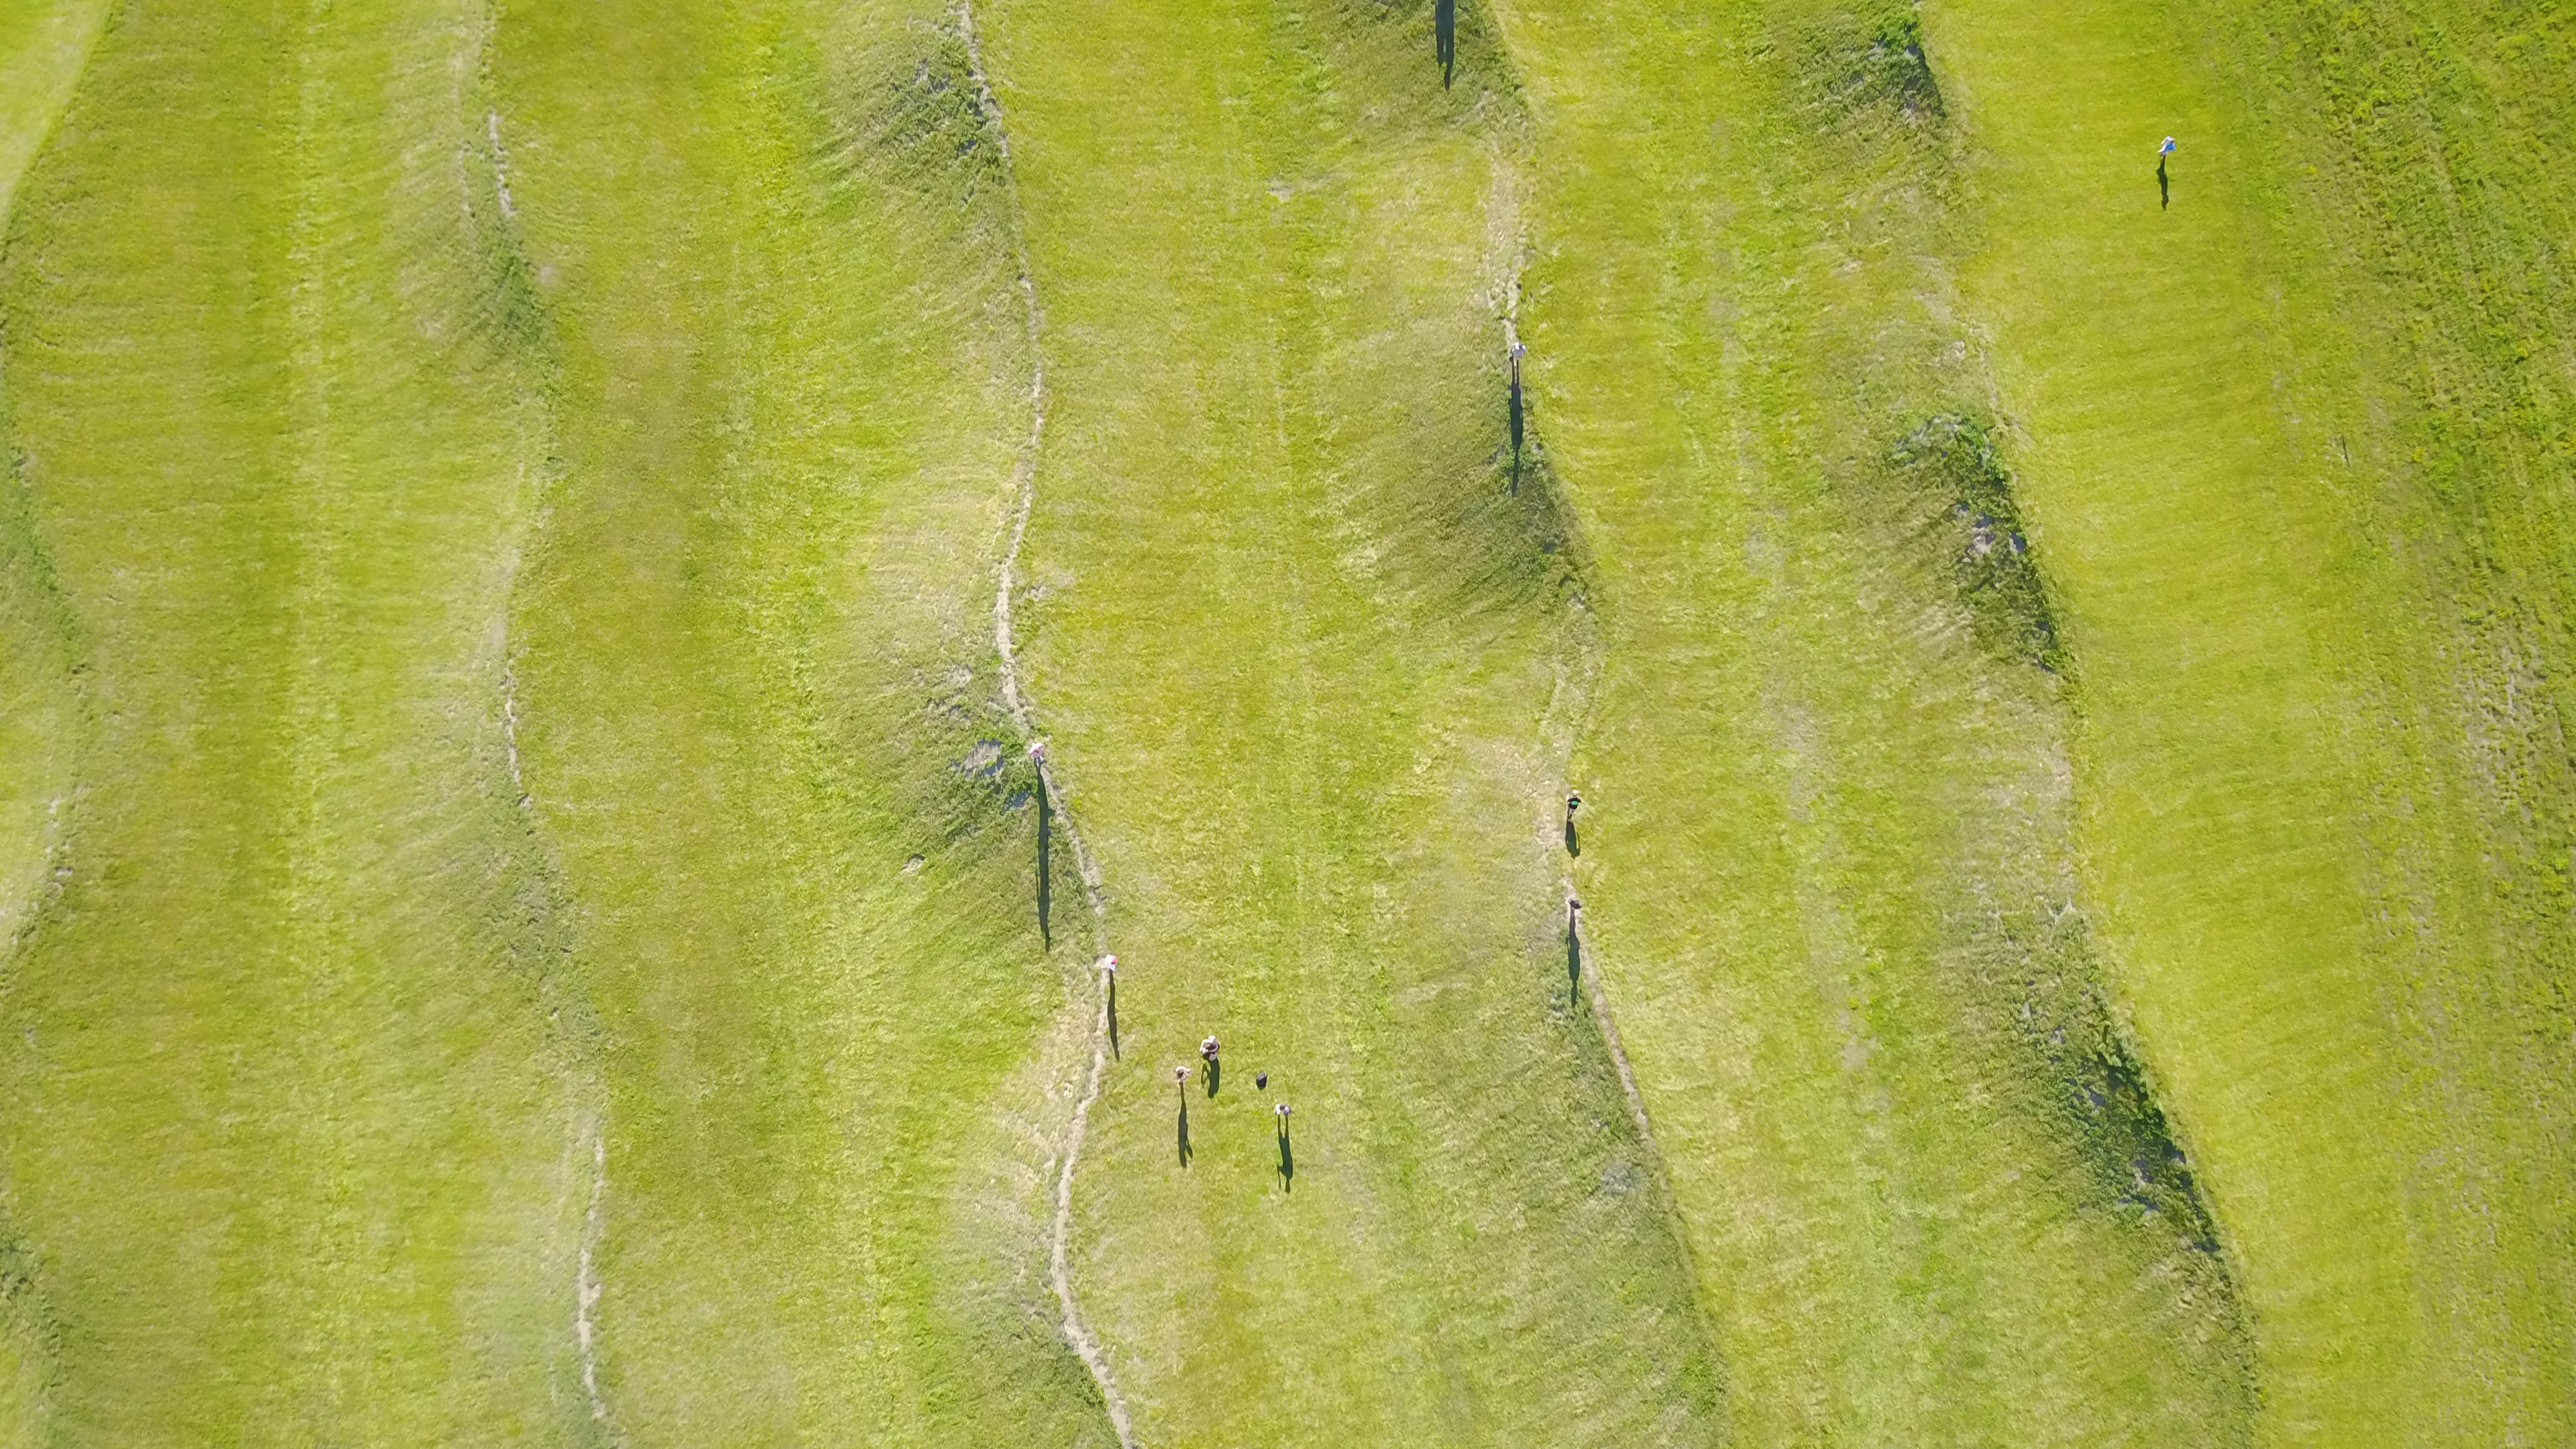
top-left (1103, 956), bottom-right (1120, 1057)
top-left (1436, 0), bottom-right (1456, 88)
top-left (2157, 156), bottom-right (2169, 209)
top-left (1036, 786), bottom-right (1052, 947)
top-left (1176, 1065), bottom-right (1193, 1166)
top-left (1508, 341), bottom-right (1527, 491)
top-left (1566, 896), bottom-right (1583, 1000)
top-left (1275, 1103), bottom-right (1294, 1190)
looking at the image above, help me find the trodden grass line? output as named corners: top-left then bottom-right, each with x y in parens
top-left (960, 5), bottom-right (1134, 1444)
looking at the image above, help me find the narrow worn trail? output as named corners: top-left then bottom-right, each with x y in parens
top-left (957, 6), bottom-right (1135, 1444)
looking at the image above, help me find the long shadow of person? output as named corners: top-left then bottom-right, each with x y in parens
top-left (1566, 905), bottom-right (1583, 1001)
top-left (1106, 974), bottom-right (1120, 1057)
top-left (1036, 789), bottom-right (1052, 949)
top-left (1276, 1123), bottom-right (1294, 1191)
top-left (1564, 817), bottom-right (1578, 856)
top-left (2158, 156), bottom-right (2170, 210)
top-left (1204, 1056), bottom-right (1221, 1097)
top-left (1436, 0), bottom-right (1455, 89)
top-left (1177, 1099), bottom-right (1191, 1167)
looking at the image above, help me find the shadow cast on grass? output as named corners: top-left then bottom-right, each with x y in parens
top-left (1036, 787), bottom-right (1052, 949)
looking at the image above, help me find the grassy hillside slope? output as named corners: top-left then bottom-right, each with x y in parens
top-left (1930, 0), bottom-right (2576, 1439)
top-left (0, 0), bottom-right (2561, 1444)
top-left (0, 5), bottom-right (109, 1438)
top-left (0, 1), bottom-right (103, 222)
top-left (0, 1), bottom-right (592, 1440)
top-left (491, 0), bottom-right (1110, 1442)
top-left (986, 1), bottom-right (1725, 1442)
top-left (1490, 0), bottom-right (2253, 1443)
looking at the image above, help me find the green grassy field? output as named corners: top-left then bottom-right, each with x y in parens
top-left (1935, 0), bottom-right (2576, 1437)
top-left (0, 0), bottom-right (2567, 1445)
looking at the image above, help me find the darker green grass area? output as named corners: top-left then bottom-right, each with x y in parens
top-left (1884, 414), bottom-right (2066, 672)
top-left (1507, 0), bottom-right (2262, 1439)
top-left (1931, 0), bottom-right (2576, 1435)
top-left (0, 0), bottom-right (2564, 1442)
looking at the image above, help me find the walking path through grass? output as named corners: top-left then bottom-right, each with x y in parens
top-left (956, 1), bottom-right (1136, 1435)
top-left (491, 1), bottom-right (1112, 1441)
top-left (983, 2), bottom-right (1724, 1441)
top-left (0, 2), bottom-right (2565, 1443)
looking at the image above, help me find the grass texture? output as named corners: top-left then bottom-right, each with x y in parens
top-left (0, 0), bottom-right (2564, 1445)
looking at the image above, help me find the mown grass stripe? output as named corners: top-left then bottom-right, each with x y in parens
top-left (1, 1), bottom-right (594, 1439)
top-left (956, 1), bottom-right (1136, 1438)
top-left (493, 1), bottom-right (1116, 1441)
top-left (989, 1), bottom-right (1723, 1441)
top-left (1494, 0), bottom-right (2257, 1440)
top-left (1934, 0), bottom-right (2576, 1437)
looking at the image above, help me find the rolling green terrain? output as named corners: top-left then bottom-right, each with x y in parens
top-left (988, 2), bottom-right (1720, 1441)
top-left (1933, 0), bottom-right (2575, 1437)
top-left (0, 1), bottom-right (2568, 1446)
